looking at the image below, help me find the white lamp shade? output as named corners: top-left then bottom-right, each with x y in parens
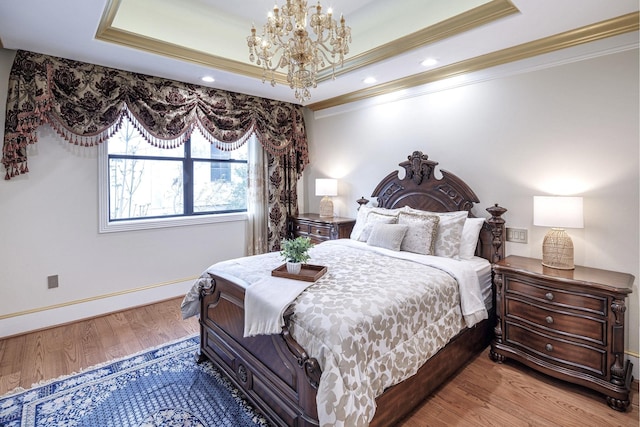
top-left (315, 178), bottom-right (338, 197)
top-left (533, 196), bottom-right (584, 229)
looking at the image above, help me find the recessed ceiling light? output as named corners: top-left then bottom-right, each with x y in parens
top-left (421, 58), bottom-right (438, 67)
top-left (363, 77), bottom-right (377, 84)
top-left (201, 76), bottom-right (215, 83)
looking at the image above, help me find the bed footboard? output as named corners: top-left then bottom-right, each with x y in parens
top-left (198, 273), bottom-right (320, 427)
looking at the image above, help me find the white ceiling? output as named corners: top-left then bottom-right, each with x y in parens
top-left (0, 0), bottom-right (638, 110)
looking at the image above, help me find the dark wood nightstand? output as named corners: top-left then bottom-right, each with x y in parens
top-left (490, 255), bottom-right (634, 411)
top-left (288, 213), bottom-right (355, 244)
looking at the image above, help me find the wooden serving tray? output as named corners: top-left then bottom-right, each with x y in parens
top-left (271, 264), bottom-right (327, 282)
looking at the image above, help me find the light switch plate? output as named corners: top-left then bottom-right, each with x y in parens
top-left (506, 227), bottom-right (528, 243)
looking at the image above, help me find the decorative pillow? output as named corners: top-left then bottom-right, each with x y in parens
top-left (366, 223), bottom-right (409, 251)
top-left (405, 208), bottom-right (468, 258)
top-left (397, 211), bottom-right (439, 255)
top-left (358, 211), bottom-right (398, 242)
top-left (350, 205), bottom-right (404, 241)
top-left (432, 211), bottom-right (468, 258)
top-left (458, 217), bottom-right (486, 260)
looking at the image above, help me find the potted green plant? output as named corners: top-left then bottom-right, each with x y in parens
top-left (280, 236), bottom-right (314, 274)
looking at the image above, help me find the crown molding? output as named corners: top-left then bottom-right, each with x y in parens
top-left (95, 0), bottom-right (516, 90)
top-left (307, 12), bottom-right (640, 111)
top-left (95, 0), bottom-right (288, 84)
top-left (94, 1), bottom-right (638, 112)
top-left (315, 0), bottom-right (518, 82)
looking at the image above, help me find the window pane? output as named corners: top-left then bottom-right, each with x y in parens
top-left (190, 130), bottom-right (248, 160)
top-left (193, 161), bottom-right (247, 212)
top-left (109, 158), bottom-right (184, 219)
top-left (108, 119), bottom-right (183, 158)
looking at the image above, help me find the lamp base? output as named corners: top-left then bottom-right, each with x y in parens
top-left (541, 228), bottom-right (575, 270)
top-left (319, 196), bottom-right (334, 217)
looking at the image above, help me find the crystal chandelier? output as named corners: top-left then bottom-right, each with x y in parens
top-left (247, 0), bottom-right (352, 103)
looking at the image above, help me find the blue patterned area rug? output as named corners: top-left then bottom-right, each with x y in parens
top-left (0, 335), bottom-right (270, 426)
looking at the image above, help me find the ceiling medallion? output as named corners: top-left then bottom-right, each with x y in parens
top-left (247, 0), bottom-right (351, 103)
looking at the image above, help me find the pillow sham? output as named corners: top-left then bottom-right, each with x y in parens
top-left (366, 223), bottom-right (409, 251)
top-left (397, 211), bottom-right (439, 255)
top-left (432, 211), bottom-right (468, 258)
top-left (349, 205), bottom-right (371, 240)
top-left (358, 211), bottom-right (398, 242)
top-left (350, 205), bottom-right (403, 241)
top-left (405, 208), bottom-right (468, 258)
top-left (458, 217), bottom-right (486, 260)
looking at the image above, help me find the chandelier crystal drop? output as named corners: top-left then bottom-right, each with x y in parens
top-left (247, 0), bottom-right (352, 103)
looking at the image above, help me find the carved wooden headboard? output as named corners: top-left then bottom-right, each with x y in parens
top-left (358, 151), bottom-right (506, 263)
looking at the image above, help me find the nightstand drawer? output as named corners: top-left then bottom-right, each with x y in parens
top-left (308, 224), bottom-right (332, 239)
top-left (505, 322), bottom-right (606, 377)
top-left (506, 278), bottom-right (606, 316)
top-left (290, 221), bottom-right (310, 236)
top-left (505, 298), bottom-right (606, 345)
top-left (290, 220), bottom-right (331, 242)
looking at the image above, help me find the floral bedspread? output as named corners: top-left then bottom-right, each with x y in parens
top-left (181, 240), bottom-right (487, 427)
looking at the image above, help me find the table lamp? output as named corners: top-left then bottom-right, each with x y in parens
top-left (533, 196), bottom-right (584, 270)
top-left (316, 178), bottom-right (337, 218)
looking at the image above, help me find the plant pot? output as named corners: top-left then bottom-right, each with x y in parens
top-left (286, 262), bottom-right (302, 275)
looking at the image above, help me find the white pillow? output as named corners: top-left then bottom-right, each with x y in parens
top-left (366, 223), bottom-right (408, 251)
top-left (350, 206), bottom-right (403, 241)
top-left (405, 208), bottom-right (468, 258)
top-left (358, 211), bottom-right (398, 242)
top-left (397, 211), bottom-right (439, 255)
top-left (350, 205), bottom-right (371, 240)
top-left (458, 217), bottom-right (486, 260)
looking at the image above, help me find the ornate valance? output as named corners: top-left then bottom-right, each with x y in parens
top-left (2, 50), bottom-right (309, 179)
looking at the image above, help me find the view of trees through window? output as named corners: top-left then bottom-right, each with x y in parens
top-left (108, 118), bottom-right (248, 221)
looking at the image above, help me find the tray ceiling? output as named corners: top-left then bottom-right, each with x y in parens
top-left (0, 0), bottom-right (638, 110)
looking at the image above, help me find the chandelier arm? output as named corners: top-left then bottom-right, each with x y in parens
top-left (313, 44), bottom-right (346, 66)
top-left (310, 51), bottom-right (344, 69)
top-left (310, 30), bottom-right (332, 45)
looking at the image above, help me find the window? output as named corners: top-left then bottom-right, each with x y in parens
top-left (99, 117), bottom-right (248, 232)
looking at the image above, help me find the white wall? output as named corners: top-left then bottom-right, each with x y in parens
top-left (304, 48), bottom-right (640, 377)
top-left (0, 49), bottom-right (247, 336)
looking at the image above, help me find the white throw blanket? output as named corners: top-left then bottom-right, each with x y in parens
top-left (243, 275), bottom-right (315, 337)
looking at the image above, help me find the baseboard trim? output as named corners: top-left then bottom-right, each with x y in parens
top-left (0, 278), bottom-right (197, 338)
top-left (0, 277), bottom-right (198, 321)
top-left (0, 296), bottom-right (186, 340)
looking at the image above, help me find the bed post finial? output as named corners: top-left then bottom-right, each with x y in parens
top-left (357, 196), bottom-right (369, 210)
top-left (486, 204), bottom-right (507, 263)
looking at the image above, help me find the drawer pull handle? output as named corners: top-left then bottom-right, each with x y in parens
top-left (545, 292), bottom-right (554, 301)
top-left (545, 316), bottom-right (554, 324)
top-left (545, 344), bottom-right (553, 352)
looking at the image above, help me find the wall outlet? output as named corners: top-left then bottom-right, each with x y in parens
top-left (47, 274), bottom-right (59, 289)
top-left (506, 227), bottom-right (528, 244)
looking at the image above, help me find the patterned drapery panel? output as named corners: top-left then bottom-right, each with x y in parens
top-left (2, 50), bottom-right (308, 248)
top-left (267, 152), bottom-right (300, 252)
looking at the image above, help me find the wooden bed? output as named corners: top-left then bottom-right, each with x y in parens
top-left (195, 151), bottom-right (507, 426)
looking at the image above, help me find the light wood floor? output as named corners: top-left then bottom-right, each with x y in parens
top-left (0, 298), bottom-right (637, 426)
